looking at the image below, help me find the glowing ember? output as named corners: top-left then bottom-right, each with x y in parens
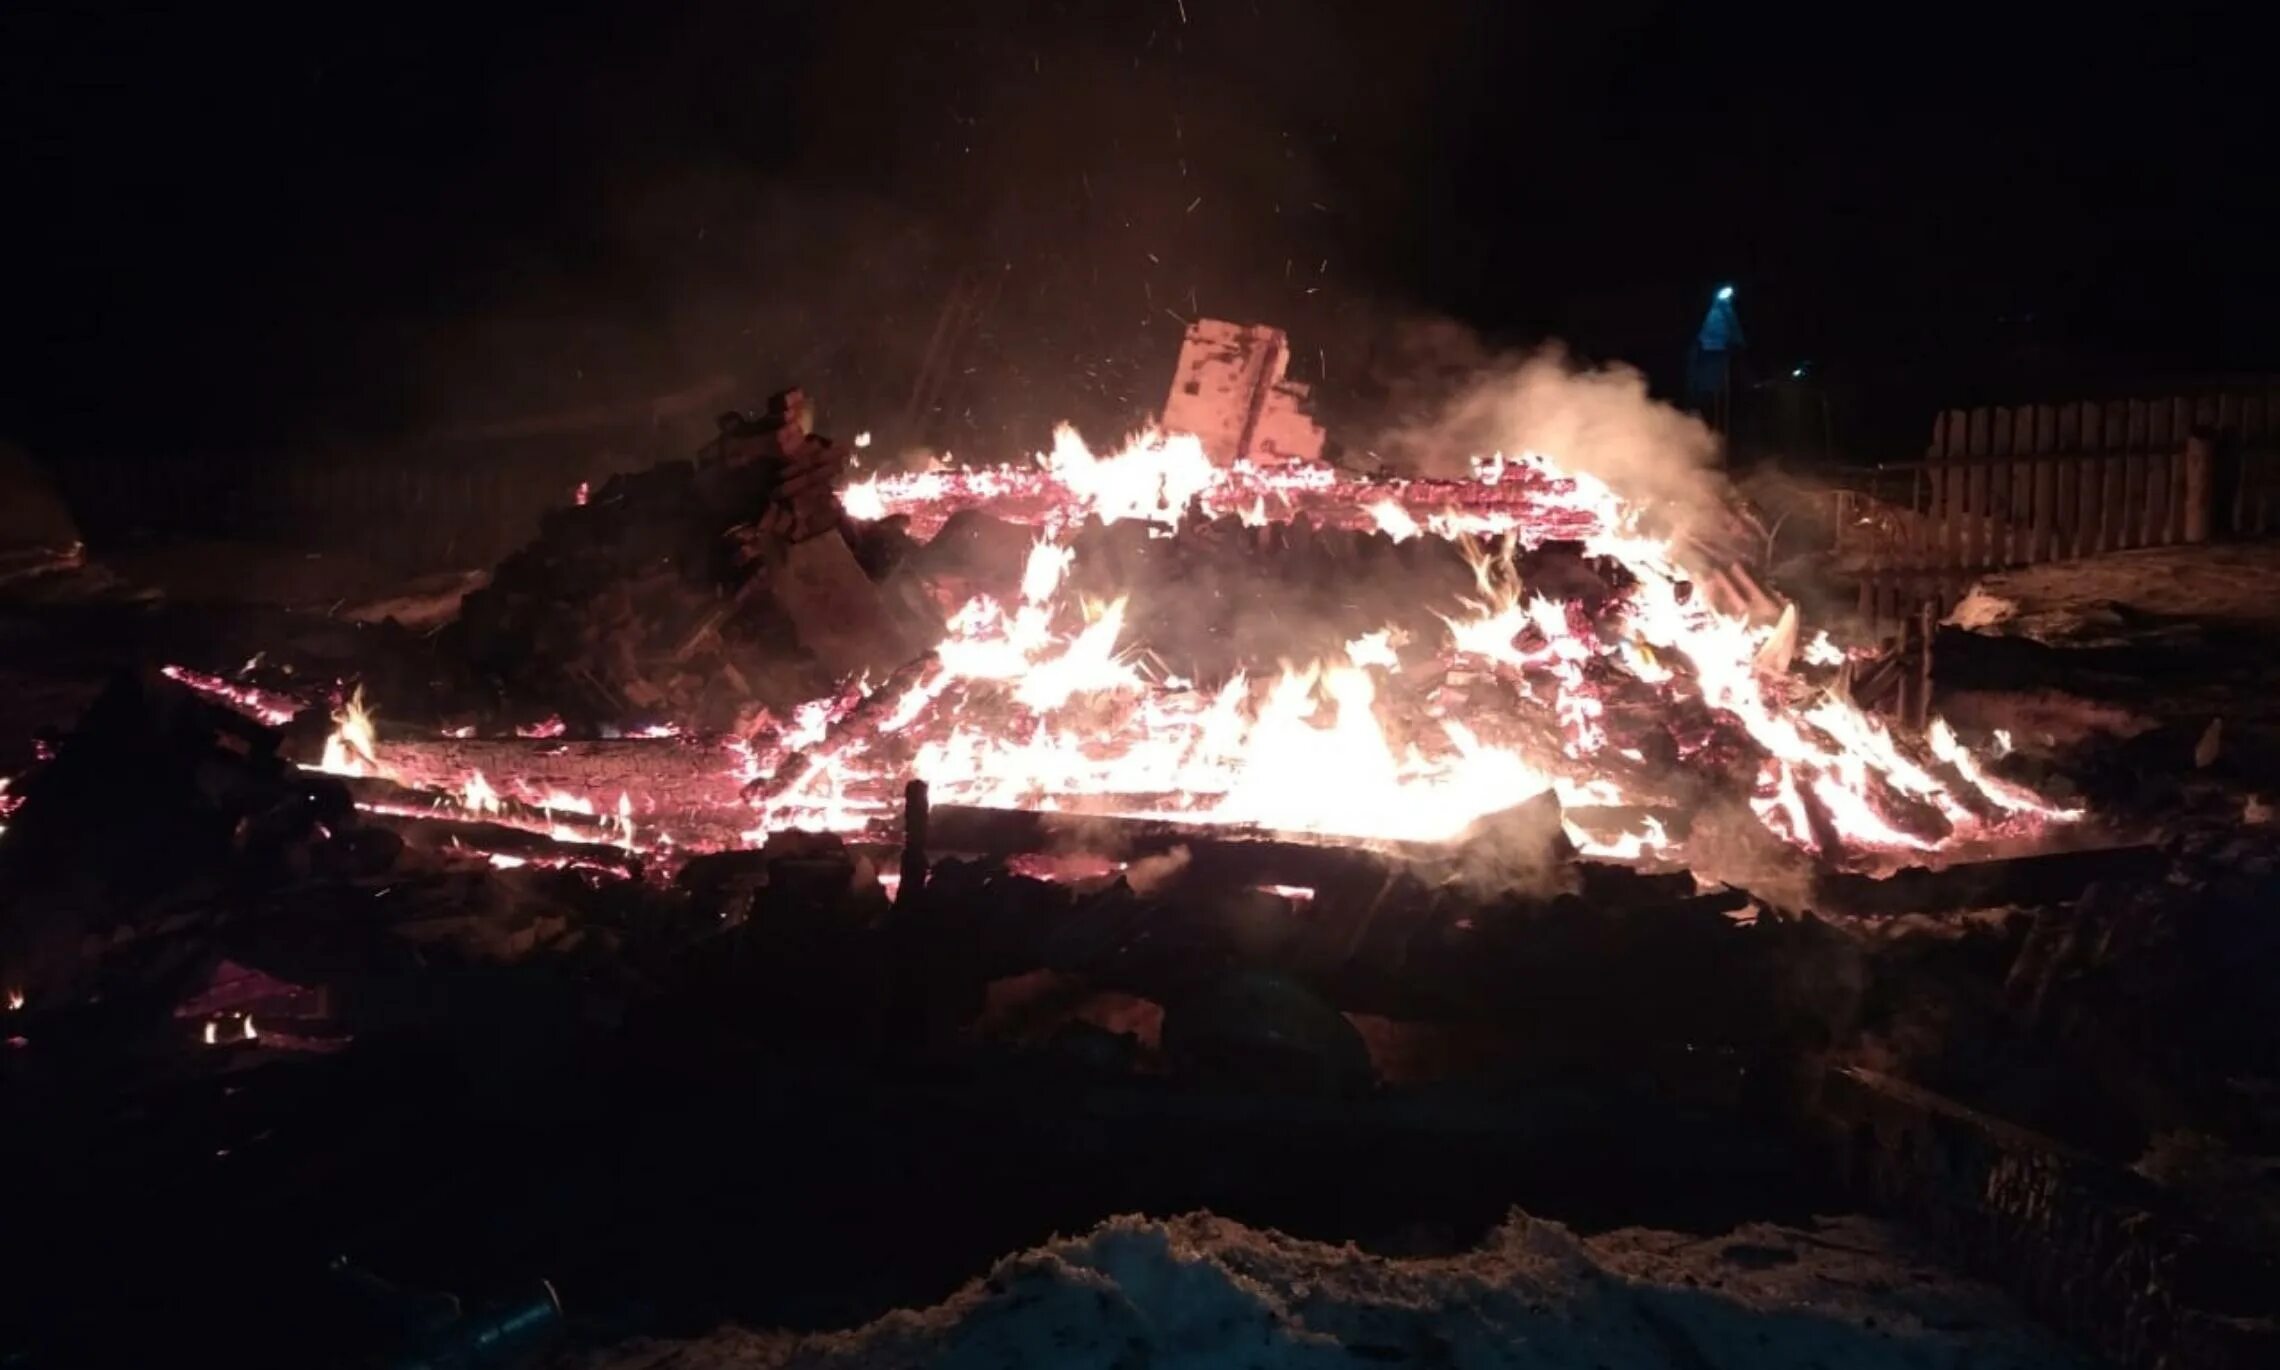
top-left (160, 665), bottom-right (300, 727)
top-left (835, 423), bottom-right (1571, 542)
top-left (462, 771), bottom-right (502, 816)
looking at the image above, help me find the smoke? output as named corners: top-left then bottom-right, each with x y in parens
top-left (1371, 339), bottom-right (1733, 541)
top-left (1448, 793), bottom-right (1578, 903)
top-left (1124, 846), bottom-right (1192, 898)
top-left (384, 0), bottom-right (1505, 460)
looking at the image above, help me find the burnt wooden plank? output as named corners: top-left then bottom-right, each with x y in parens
top-left (2169, 398), bottom-right (2193, 543)
top-left (2056, 406), bottom-right (2084, 558)
top-left (2031, 457), bottom-right (2057, 563)
top-left (1959, 461), bottom-right (1981, 568)
top-left (2146, 446), bottom-right (2172, 546)
top-left (1909, 465), bottom-right (1931, 566)
top-left (1968, 412), bottom-right (1994, 568)
top-left (1929, 459), bottom-right (1953, 568)
top-left (2148, 403), bottom-right (2176, 546)
top-left (1810, 844), bottom-right (2163, 917)
top-left (2008, 458), bottom-right (2031, 563)
top-left (2099, 404), bottom-right (2130, 552)
top-left (2056, 457), bottom-right (2079, 559)
top-left (2029, 406), bottom-right (2058, 561)
top-left (1989, 410), bottom-right (2014, 564)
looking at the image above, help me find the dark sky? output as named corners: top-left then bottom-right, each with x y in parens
top-left (2, 0), bottom-right (2273, 464)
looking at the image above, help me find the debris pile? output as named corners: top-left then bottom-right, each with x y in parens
top-left (0, 672), bottom-right (690, 1052)
top-left (445, 390), bottom-right (928, 733)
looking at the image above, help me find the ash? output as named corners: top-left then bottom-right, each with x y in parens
top-left (591, 1210), bottom-right (2082, 1369)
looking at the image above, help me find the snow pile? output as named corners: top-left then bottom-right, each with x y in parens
top-left (1944, 586), bottom-right (2019, 632)
top-left (589, 1211), bottom-right (2084, 1369)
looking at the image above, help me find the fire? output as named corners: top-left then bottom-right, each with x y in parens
top-left (841, 475), bottom-right (888, 522)
top-left (319, 687), bottom-right (383, 778)
top-left (205, 422), bottom-right (2072, 880)
top-left (462, 771), bottom-right (501, 815)
top-left (1366, 498), bottom-right (1421, 541)
top-left (753, 439), bottom-right (2074, 864)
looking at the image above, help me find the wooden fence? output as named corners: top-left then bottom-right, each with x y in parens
top-left (1833, 390), bottom-right (2280, 625)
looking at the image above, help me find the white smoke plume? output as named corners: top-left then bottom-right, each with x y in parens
top-left (1374, 342), bottom-right (1737, 549)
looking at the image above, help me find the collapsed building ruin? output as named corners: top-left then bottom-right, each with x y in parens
top-left (2, 325), bottom-right (2275, 1368)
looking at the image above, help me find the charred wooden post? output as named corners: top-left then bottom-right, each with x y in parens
top-left (1890, 597), bottom-right (1935, 732)
top-left (897, 778), bottom-right (930, 908)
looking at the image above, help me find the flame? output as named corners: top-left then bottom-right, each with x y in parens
top-left (319, 687), bottom-right (384, 778)
top-left (771, 447), bottom-right (2075, 863)
top-left (1366, 498), bottom-right (1421, 541)
top-left (462, 771), bottom-right (501, 816)
top-left (6, 989), bottom-right (22, 1012)
top-left (841, 475), bottom-right (888, 522)
top-left (574, 480), bottom-right (591, 506)
top-left (256, 428), bottom-right (2070, 878)
top-left (1344, 630), bottom-right (1400, 671)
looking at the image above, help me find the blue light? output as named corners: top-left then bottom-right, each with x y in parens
top-left (1715, 285), bottom-right (1735, 302)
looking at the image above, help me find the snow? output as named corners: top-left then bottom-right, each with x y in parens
top-left (1954, 543), bottom-right (2280, 644)
top-left (1943, 587), bottom-right (2017, 631)
top-left (587, 1210), bottom-right (2085, 1369)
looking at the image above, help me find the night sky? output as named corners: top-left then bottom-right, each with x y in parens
top-left (3, 1), bottom-right (2272, 466)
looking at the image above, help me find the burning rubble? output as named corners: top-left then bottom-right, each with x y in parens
top-left (6, 335), bottom-right (2276, 1370)
top-left (205, 349), bottom-right (2078, 887)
